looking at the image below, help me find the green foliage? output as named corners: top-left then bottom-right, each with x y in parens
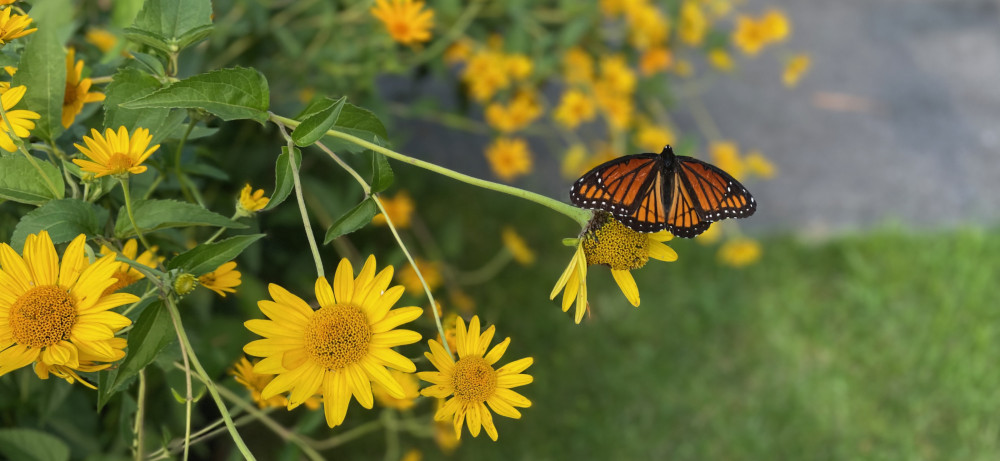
top-left (125, 0), bottom-right (213, 55)
top-left (0, 156), bottom-right (64, 205)
top-left (122, 67), bottom-right (270, 123)
top-left (167, 234), bottom-right (265, 276)
top-left (103, 68), bottom-right (172, 138)
top-left (109, 301), bottom-right (175, 396)
top-left (324, 103), bottom-right (389, 154)
top-left (324, 198), bottom-right (377, 243)
top-left (292, 96), bottom-right (345, 147)
top-left (113, 199), bottom-right (245, 238)
top-left (0, 428), bottom-right (70, 461)
top-left (10, 199), bottom-right (107, 251)
top-left (370, 153), bottom-right (394, 193)
top-left (266, 146), bottom-right (301, 210)
top-left (11, 0), bottom-right (72, 142)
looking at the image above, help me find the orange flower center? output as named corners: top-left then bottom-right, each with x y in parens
top-left (390, 21), bottom-right (412, 39)
top-left (451, 356), bottom-right (497, 403)
top-left (305, 304), bottom-right (371, 370)
top-left (8, 285), bottom-right (77, 348)
top-left (106, 153), bottom-right (135, 174)
top-left (583, 212), bottom-right (650, 270)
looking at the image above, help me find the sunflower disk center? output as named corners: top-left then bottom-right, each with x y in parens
top-left (452, 356), bottom-right (497, 403)
top-left (305, 304), bottom-right (372, 371)
top-left (106, 153), bottom-right (134, 174)
top-left (9, 285), bottom-right (77, 348)
top-left (583, 213), bottom-right (650, 270)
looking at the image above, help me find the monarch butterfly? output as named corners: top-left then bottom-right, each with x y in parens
top-left (570, 145), bottom-right (756, 238)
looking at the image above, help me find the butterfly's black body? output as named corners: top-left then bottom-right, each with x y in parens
top-left (570, 146), bottom-right (756, 238)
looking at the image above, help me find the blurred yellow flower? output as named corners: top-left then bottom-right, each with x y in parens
top-left (732, 15), bottom-right (769, 56)
top-left (73, 127), bottom-right (160, 178)
top-left (230, 357), bottom-right (321, 410)
top-left (581, 214), bottom-right (677, 307)
top-left (372, 190), bottom-right (415, 228)
top-left (370, 0), bottom-right (434, 45)
top-left (744, 150), bottom-right (777, 179)
top-left (450, 291), bottom-right (476, 314)
top-left (434, 400), bottom-right (461, 453)
top-left (484, 91), bottom-right (542, 133)
top-left (598, 55), bottom-right (636, 96)
top-left (62, 48), bottom-right (107, 129)
top-left (0, 85), bottom-right (39, 152)
top-left (594, 87), bottom-right (634, 131)
top-left (626, 2), bottom-right (670, 50)
top-left (418, 316), bottom-right (533, 441)
top-left (718, 238), bottom-right (762, 267)
top-left (563, 47), bottom-right (594, 84)
top-left (639, 47), bottom-right (672, 76)
top-left (444, 38), bottom-right (473, 63)
top-left (199, 261), bottom-right (241, 297)
top-left (237, 184), bottom-right (270, 215)
top-left (485, 137), bottom-right (533, 182)
top-left (695, 222), bottom-right (722, 245)
top-left (783, 53), bottom-right (811, 87)
top-left (505, 54), bottom-right (533, 81)
top-left (0, 65), bottom-right (15, 93)
top-left (678, 1), bottom-right (707, 46)
top-left (297, 86), bottom-right (316, 103)
top-left (635, 120), bottom-right (675, 152)
top-left (709, 141), bottom-right (744, 180)
top-left (437, 311), bottom-right (460, 353)
top-left (401, 449), bottom-right (422, 461)
top-left (761, 9), bottom-right (791, 42)
top-left (373, 369), bottom-right (421, 410)
top-left (560, 144), bottom-right (588, 179)
top-left (85, 28), bottom-right (118, 54)
top-left (398, 257), bottom-right (443, 295)
top-left (553, 89), bottom-right (597, 129)
top-left (708, 49), bottom-right (735, 72)
top-left (501, 227), bottom-right (535, 266)
top-left (98, 239), bottom-right (163, 296)
top-left (0, 7), bottom-right (36, 44)
top-left (464, 50), bottom-right (510, 101)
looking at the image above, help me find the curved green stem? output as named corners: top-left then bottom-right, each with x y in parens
top-left (133, 370), bottom-right (146, 461)
top-left (214, 384), bottom-right (325, 461)
top-left (120, 177), bottom-right (153, 251)
top-left (163, 298), bottom-right (256, 460)
top-left (270, 114), bottom-right (592, 227)
top-left (274, 121), bottom-right (325, 277)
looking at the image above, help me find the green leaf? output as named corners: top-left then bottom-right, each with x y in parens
top-left (295, 97), bottom-right (336, 120)
top-left (111, 301), bottom-right (175, 393)
top-left (11, 199), bottom-right (107, 251)
top-left (292, 96), bottom-right (345, 147)
top-left (324, 198), bottom-right (376, 244)
top-left (0, 156), bottom-right (65, 205)
top-left (114, 199), bottom-right (246, 238)
top-left (167, 234), bottom-right (264, 276)
top-left (11, 0), bottom-right (73, 142)
top-left (103, 68), bottom-right (171, 137)
top-left (121, 68), bottom-right (270, 123)
top-left (370, 153), bottom-right (394, 193)
top-left (326, 103), bottom-right (389, 154)
top-left (266, 146), bottom-right (301, 210)
top-left (0, 428), bottom-right (70, 461)
top-left (127, 0), bottom-right (212, 54)
top-left (128, 52), bottom-right (166, 77)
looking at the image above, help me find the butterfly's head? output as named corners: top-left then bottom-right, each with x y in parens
top-left (659, 145), bottom-right (676, 160)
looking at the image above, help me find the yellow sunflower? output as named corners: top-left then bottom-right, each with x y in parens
top-left (244, 256), bottom-right (423, 428)
top-left (372, 368), bottom-right (421, 410)
top-left (0, 85), bottom-right (40, 152)
top-left (72, 126), bottom-right (160, 178)
top-left (98, 239), bottom-right (162, 296)
top-left (370, 0), bottom-right (434, 45)
top-left (230, 356), bottom-right (321, 410)
top-left (0, 231), bottom-right (137, 387)
top-left (61, 48), bottom-right (106, 129)
top-left (0, 7), bottom-right (36, 45)
top-left (198, 261), bottom-right (241, 297)
top-left (237, 184), bottom-right (270, 216)
top-left (418, 316), bottom-right (533, 441)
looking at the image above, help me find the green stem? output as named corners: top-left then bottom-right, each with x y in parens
top-left (270, 114), bottom-right (592, 227)
top-left (312, 419), bottom-right (384, 450)
top-left (214, 384), bottom-right (325, 461)
top-left (133, 370), bottom-right (146, 461)
top-left (204, 212), bottom-right (238, 245)
top-left (169, 310), bottom-right (195, 461)
top-left (163, 298), bottom-right (256, 460)
top-left (120, 177), bottom-right (153, 251)
top-left (455, 249), bottom-right (513, 285)
top-left (274, 121), bottom-right (325, 277)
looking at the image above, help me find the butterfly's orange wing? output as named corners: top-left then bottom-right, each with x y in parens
top-left (570, 155), bottom-right (668, 232)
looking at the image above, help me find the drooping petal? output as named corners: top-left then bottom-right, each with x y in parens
top-left (610, 268), bottom-right (640, 307)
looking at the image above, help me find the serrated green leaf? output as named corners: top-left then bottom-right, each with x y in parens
top-left (167, 234), bottom-right (264, 276)
top-left (0, 428), bottom-right (70, 461)
top-left (103, 68), bottom-right (171, 137)
top-left (129, 0), bottom-right (212, 54)
top-left (370, 153), bottom-right (393, 193)
top-left (266, 146), bottom-right (301, 210)
top-left (0, 156), bottom-right (65, 205)
top-left (292, 96), bottom-right (345, 147)
top-left (324, 198), bottom-right (376, 243)
top-left (114, 199), bottom-right (246, 238)
top-left (326, 103), bottom-right (389, 154)
top-left (121, 68), bottom-right (270, 123)
top-left (10, 199), bottom-right (107, 251)
top-left (11, 0), bottom-right (72, 142)
top-left (111, 301), bottom-right (175, 393)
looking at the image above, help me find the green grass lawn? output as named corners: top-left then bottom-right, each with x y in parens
top-left (413, 227), bottom-right (1000, 460)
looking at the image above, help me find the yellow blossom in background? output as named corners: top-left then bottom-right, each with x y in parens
top-left (709, 141), bottom-right (745, 180)
top-left (783, 53), bottom-right (811, 87)
top-left (297, 86), bottom-right (316, 103)
top-left (434, 400), bottom-right (461, 454)
top-left (635, 119), bottom-right (675, 152)
top-left (484, 91), bottom-right (542, 133)
top-left (708, 49), bottom-right (735, 72)
top-left (438, 312), bottom-right (460, 353)
top-left (0, 232), bottom-right (136, 387)
top-left (678, 1), bottom-right (707, 46)
top-left (598, 55), bottom-right (636, 96)
top-left (550, 242), bottom-right (588, 323)
top-left (0, 65), bottom-right (16, 93)
top-left (594, 88), bottom-right (634, 131)
top-left (444, 39), bottom-right (473, 63)
top-left (580, 214), bottom-right (677, 307)
top-left (505, 54), bottom-right (533, 81)
top-left (449, 291), bottom-right (476, 314)
top-left (244, 256), bottom-right (423, 428)
top-left (0, 7), bottom-right (36, 44)
top-left (761, 9), bottom-right (791, 42)
top-left (230, 357), bottom-right (321, 410)
top-left (0, 1), bottom-right (16, 5)
top-left (626, 2), bottom-right (670, 50)
top-left (62, 48), bottom-right (106, 128)
top-left (98, 239), bottom-right (163, 296)
top-left (732, 15), bottom-right (769, 56)
top-left (398, 257), bottom-right (443, 295)
top-left (718, 238), bottom-right (762, 267)
top-left (463, 50), bottom-right (510, 101)
top-left (373, 369), bottom-right (421, 410)
top-left (695, 223), bottom-right (722, 244)
top-left (563, 47), bottom-right (594, 84)
top-left (85, 28), bottom-right (118, 54)
top-left (199, 261), bottom-right (241, 297)
top-left (418, 316), bottom-right (533, 441)
top-left (745, 150), bottom-right (777, 179)
top-left (0, 85), bottom-right (40, 152)
top-left (561, 144), bottom-right (588, 179)
top-left (703, 0), bottom-right (732, 17)
top-left (599, 0), bottom-right (632, 17)
top-left (485, 137), bottom-right (533, 182)
top-left (553, 89), bottom-right (596, 129)
top-left (372, 190), bottom-right (414, 228)
top-left (501, 227), bottom-right (535, 266)
top-left (237, 184), bottom-right (270, 215)
top-left (370, 0), bottom-right (434, 46)
top-left (73, 127), bottom-right (160, 178)
top-left (639, 47), bottom-right (672, 76)
top-left (401, 449), bottom-right (422, 461)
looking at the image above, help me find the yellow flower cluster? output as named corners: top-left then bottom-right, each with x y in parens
top-left (709, 141), bottom-right (777, 181)
top-left (484, 91), bottom-right (542, 134)
top-left (460, 46), bottom-right (534, 103)
top-left (732, 9), bottom-right (790, 56)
